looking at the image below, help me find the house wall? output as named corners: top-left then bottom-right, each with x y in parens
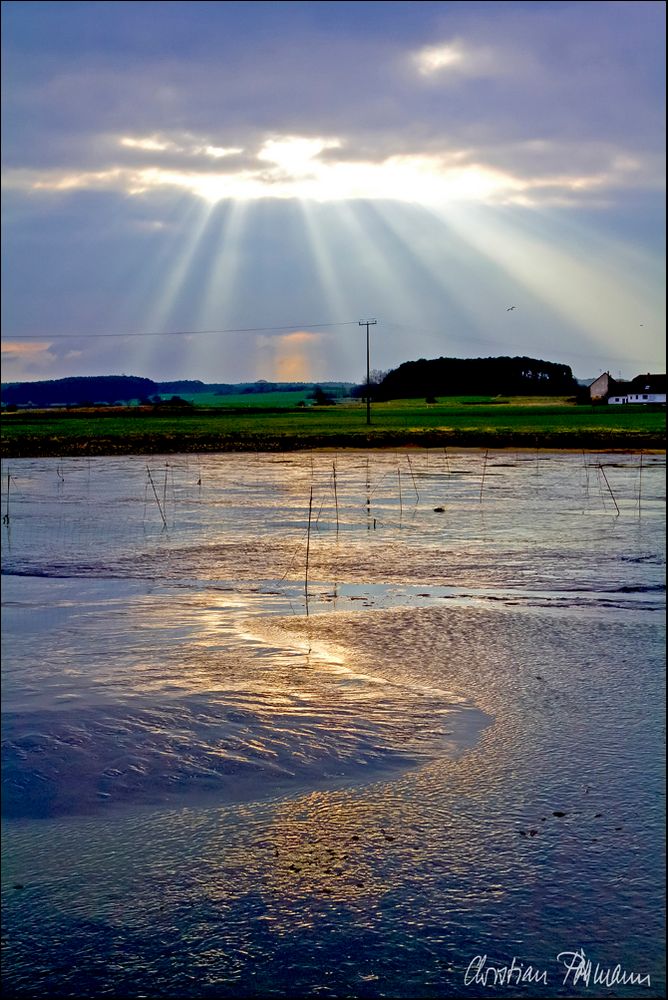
top-left (607, 393), bottom-right (666, 405)
top-left (626, 393), bottom-right (666, 404)
top-left (589, 373), bottom-right (611, 401)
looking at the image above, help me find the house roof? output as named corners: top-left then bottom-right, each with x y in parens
top-left (607, 377), bottom-right (632, 393)
top-left (629, 373), bottom-right (666, 393)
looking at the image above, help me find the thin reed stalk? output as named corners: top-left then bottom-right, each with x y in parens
top-left (406, 454), bottom-right (420, 501)
top-left (582, 450), bottom-right (590, 498)
top-left (479, 449), bottom-right (488, 502)
top-left (314, 494), bottom-right (326, 529)
top-left (146, 466), bottom-right (168, 527)
top-left (2, 470), bottom-right (10, 525)
top-left (598, 463), bottom-right (620, 516)
top-left (397, 463), bottom-right (403, 519)
top-left (332, 460), bottom-right (339, 533)
top-left (366, 457), bottom-right (372, 529)
top-left (305, 486), bottom-right (313, 614)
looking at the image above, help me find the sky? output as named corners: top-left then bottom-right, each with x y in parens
top-left (1, 0), bottom-right (665, 385)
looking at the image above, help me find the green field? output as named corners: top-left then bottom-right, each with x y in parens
top-left (166, 390), bottom-right (322, 407)
top-left (1, 396), bottom-right (664, 457)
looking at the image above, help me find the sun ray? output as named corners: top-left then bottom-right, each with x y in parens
top-left (109, 195), bottom-right (207, 330)
top-left (438, 202), bottom-right (665, 370)
top-left (352, 201), bottom-right (499, 353)
top-left (194, 198), bottom-right (250, 329)
top-left (130, 200), bottom-right (258, 378)
top-left (296, 201), bottom-right (350, 323)
top-left (169, 199), bottom-right (256, 379)
top-left (318, 199), bottom-right (438, 371)
top-left (102, 199), bottom-right (209, 364)
top-left (366, 200), bottom-right (560, 357)
top-left (140, 202), bottom-right (216, 335)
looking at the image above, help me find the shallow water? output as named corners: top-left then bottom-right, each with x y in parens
top-left (1, 450), bottom-right (665, 998)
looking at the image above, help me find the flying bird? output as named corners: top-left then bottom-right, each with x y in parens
top-left (506, 305), bottom-right (516, 311)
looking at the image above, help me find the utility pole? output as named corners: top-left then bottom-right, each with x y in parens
top-left (359, 318), bottom-right (377, 425)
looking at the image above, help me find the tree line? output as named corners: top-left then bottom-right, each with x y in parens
top-left (370, 356), bottom-right (577, 400)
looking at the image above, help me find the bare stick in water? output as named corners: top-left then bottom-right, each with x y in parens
top-left (146, 466), bottom-right (168, 527)
top-left (366, 457), bottom-right (372, 529)
top-left (2, 471), bottom-right (10, 525)
top-left (638, 450), bottom-right (643, 516)
top-left (406, 454), bottom-right (420, 501)
top-left (582, 450), bottom-right (590, 499)
top-left (598, 463), bottom-right (620, 516)
top-left (479, 448), bottom-right (489, 503)
top-left (314, 494), bottom-right (326, 529)
top-left (305, 486), bottom-right (313, 614)
top-left (332, 460), bottom-right (339, 533)
top-left (397, 462), bottom-right (403, 520)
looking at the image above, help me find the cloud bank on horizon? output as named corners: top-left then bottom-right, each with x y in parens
top-left (1, 0), bottom-right (665, 383)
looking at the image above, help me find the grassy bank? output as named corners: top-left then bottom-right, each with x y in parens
top-left (1, 397), bottom-right (664, 457)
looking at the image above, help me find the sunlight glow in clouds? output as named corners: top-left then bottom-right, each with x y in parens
top-left (120, 134), bottom-right (243, 158)
top-left (258, 136), bottom-right (341, 173)
top-left (134, 152), bottom-right (525, 204)
top-left (256, 331), bottom-right (326, 382)
top-left (411, 38), bottom-right (501, 78)
top-left (7, 132), bottom-right (645, 208)
top-left (1, 341), bottom-right (53, 357)
top-left (1, 340), bottom-right (59, 376)
top-left (121, 136), bottom-right (172, 152)
top-left (413, 41), bottom-right (468, 74)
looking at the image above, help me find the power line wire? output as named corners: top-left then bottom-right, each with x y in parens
top-left (1, 321), bottom-right (361, 341)
top-left (3, 319), bottom-right (660, 369)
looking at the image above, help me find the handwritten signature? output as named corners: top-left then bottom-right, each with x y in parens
top-left (464, 950), bottom-right (651, 989)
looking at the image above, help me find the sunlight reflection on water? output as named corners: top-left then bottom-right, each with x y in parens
top-left (1, 450), bottom-right (665, 998)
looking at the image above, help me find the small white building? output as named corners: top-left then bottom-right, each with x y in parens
top-left (614, 391), bottom-right (666, 405)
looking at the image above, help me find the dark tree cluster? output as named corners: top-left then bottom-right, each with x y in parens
top-left (310, 386), bottom-right (336, 405)
top-left (1, 375), bottom-right (156, 409)
top-left (377, 356), bottom-right (577, 399)
top-left (1, 376), bottom-right (355, 408)
top-left (350, 369), bottom-right (390, 400)
top-left (150, 395), bottom-right (194, 411)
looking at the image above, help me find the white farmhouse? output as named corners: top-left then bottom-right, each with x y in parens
top-left (608, 374), bottom-right (666, 406)
top-left (591, 372), bottom-right (666, 405)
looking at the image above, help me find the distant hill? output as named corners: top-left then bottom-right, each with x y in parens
top-left (0, 376), bottom-right (354, 408)
top-left (378, 356), bottom-right (577, 399)
top-left (1, 359), bottom-right (582, 408)
top-left (0, 375), bottom-right (156, 408)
